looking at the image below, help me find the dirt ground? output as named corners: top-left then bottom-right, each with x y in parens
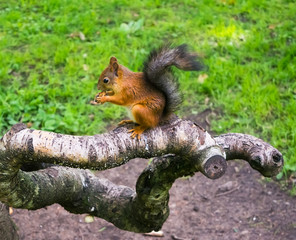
top-left (11, 159), bottom-right (296, 240)
top-left (10, 112), bottom-right (296, 240)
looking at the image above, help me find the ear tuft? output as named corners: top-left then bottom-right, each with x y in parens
top-left (109, 57), bottom-right (119, 76)
top-left (109, 56), bottom-right (118, 65)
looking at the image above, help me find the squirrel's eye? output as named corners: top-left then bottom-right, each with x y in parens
top-left (103, 78), bottom-right (109, 84)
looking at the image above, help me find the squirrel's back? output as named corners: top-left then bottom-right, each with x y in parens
top-left (143, 44), bottom-right (204, 116)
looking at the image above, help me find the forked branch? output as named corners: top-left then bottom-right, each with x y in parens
top-left (0, 117), bottom-right (283, 232)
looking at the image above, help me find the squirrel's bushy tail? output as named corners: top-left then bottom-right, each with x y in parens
top-left (143, 44), bottom-right (203, 116)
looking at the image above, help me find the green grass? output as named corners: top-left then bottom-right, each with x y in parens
top-left (0, 0), bottom-right (295, 173)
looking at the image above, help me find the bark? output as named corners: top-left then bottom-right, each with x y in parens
top-left (0, 117), bottom-right (283, 233)
top-left (214, 133), bottom-right (283, 177)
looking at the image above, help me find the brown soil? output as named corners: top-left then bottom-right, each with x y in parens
top-left (10, 112), bottom-right (296, 240)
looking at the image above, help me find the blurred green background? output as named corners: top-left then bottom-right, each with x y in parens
top-left (0, 0), bottom-right (295, 174)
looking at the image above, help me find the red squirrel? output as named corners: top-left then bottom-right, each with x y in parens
top-left (92, 44), bottom-right (203, 139)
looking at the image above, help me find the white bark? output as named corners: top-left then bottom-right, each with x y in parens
top-left (0, 117), bottom-right (283, 232)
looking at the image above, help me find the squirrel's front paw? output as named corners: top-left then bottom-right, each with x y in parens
top-left (90, 100), bottom-right (98, 105)
top-left (94, 92), bottom-right (106, 104)
top-left (96, 96), bottom-right (107, 104)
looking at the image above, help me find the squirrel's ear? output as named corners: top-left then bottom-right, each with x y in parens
top-left (109, 57), bottom-right (119, 76)
top-left (109, 56), bottom-right (117, 64)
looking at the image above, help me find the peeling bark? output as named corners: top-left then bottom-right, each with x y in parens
top-left (0, 117), bottom-right (283, 233)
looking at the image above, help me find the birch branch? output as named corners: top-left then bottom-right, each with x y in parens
top-left (215, 133), bottom-right (283, 177)
top-left (0, 117), bottom-right (283, 233)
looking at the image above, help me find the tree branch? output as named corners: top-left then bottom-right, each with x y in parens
top-left (214, 133), bottom-right (283, 177)
top-left (0, 117), bottom-right (283, 233)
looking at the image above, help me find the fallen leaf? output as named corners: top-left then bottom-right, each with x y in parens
top-left (98, 227), bottom-right (106, 232)
top-left (198, 73), bottom-right (208, 83)
top-left (79, 32), bottom-right (86, 41)
top-left (144, 230), bottom-right (164, 237)
top-left (84, 215), bottom-right (94, 223)
top-left (68, 32), bottom-right (86, 41)
top-left (218, 0), bottom-right (236, 5)
top-left (68, 32), bottom-right (77, 38)
top-left (268, 24), bottom-right (276, 30)
top-left (88, 114), bottom-right (95, 120)
top-left (83, 64), bottom-right (89, 71)
top-left (9, 207), bottom-right (13, 215)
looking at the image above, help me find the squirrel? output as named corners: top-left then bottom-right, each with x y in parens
top-left (92, 44), bottom-right (204, 139)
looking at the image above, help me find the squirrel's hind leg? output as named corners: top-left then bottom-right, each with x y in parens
top-left (128, 126), bottom-right (148, 140)
top-left (129, 104), bottom-right (161, 139)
